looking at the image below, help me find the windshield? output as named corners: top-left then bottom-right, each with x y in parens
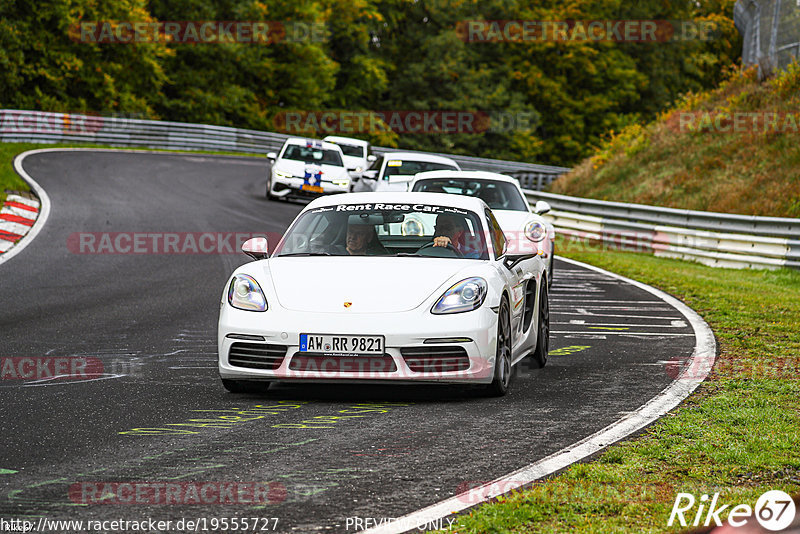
top-left (383, 160), bottom-right (458, 178)
top-left (412, 179), bottom-right (529, 211)
top-left (274, 203), bottom-right (489, 260)
top-left (282, 144), bottom-right (344, 166)
top-left (337, 144), bottom-right (364, 158)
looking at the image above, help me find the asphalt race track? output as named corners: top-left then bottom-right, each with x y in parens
top-left (0, 151), bottom-right (698, 533)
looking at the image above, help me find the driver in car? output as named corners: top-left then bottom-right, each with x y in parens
top-left (343, 220), bottom-right (388, 256)
top-left (432, 214), bottom-right (482, 258)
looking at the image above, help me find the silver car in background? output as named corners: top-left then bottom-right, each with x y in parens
top-left (410, 170), bottom-right (556, 286)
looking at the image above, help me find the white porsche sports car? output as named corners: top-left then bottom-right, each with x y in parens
top-left (410, 171), bottom-right (556, 287)
top-left (218, 192), bottom-right (550, 396)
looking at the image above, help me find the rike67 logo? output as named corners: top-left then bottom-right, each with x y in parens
top-left (668, 490), bottom-right (796, 531)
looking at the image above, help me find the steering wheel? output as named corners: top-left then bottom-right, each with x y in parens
top-left (417, 241), bottom-right (464, 258)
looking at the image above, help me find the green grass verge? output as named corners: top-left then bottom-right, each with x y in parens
top-left (431, 240), bottom-right (800, 533)
top-left (0, 142), bottom-right (265, 206)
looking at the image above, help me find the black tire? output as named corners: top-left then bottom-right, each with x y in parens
top-left (485, 298), bottom-right (513, 397)
top-left (531, 280), bottom-right (550, 368)
top-left (221, 379), bottom-right (271, 394)
top-left (266, 176), bottom-right (276, 200)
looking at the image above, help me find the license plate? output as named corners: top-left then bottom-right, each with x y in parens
top-left (301, 184), bottom-right (324, 193)
top-left (299, 334), bottom-right (384, 355)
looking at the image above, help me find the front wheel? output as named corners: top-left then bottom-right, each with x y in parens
top-left (531, 280), bottom-right (550, 368)
top-left (485, 298), bottom-right (512, 397)
top-left (266, 175), bottom-right (277, 200)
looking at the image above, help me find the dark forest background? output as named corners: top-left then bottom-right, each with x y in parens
top-left (0, 0), bottom-right (741, 166)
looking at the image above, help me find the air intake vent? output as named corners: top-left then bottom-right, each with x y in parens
top-left (228, 343), bottom-right (287, 370)
top-left (288, 354), bottom-right (397, 373)
top-left (400, 346), bottom-right (470, 372)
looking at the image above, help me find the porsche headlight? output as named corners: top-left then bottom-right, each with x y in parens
top-left (228, 274), bottom-right (267, 312)
top-left (333, 178), bottom-right (350, 187)
top-left (432, 277), bottom-right (488, 315)
top-left (274, 170), bottom-right (293, 179)
top-left (524, 221), bottom-right (547, 242)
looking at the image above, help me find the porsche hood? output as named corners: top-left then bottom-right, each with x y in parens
top-left (263, 257), bottom-right (473, 313)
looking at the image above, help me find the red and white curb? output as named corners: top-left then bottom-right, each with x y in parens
top-left (0, 194), bottom-right (39, 254)
top-left (0, 149), bottom-right (52, 267)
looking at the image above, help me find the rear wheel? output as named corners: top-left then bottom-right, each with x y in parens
top-left (221, 379), bottom-right (271, 394)
top-left (485, 298), bottom-right (512, 397)
top-left (531, 280), bottom-right (550, 368)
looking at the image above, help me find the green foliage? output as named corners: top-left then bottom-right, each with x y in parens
top-left (0, 0), bottom-right (741, 166)
top-left (552, 62), bottom-right (800, 217)
top-left (0, 0), bottom-right (169, 114)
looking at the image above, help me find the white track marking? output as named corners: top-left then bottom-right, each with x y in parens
top-left (552, 331), bottom-right (695, 337)
top-left (551, 299), bottom-right (663, 304)
top-left (556, 311), bottom-right (683, 320)
top-left (556, 321), bottom-right (688, 328)
top-left (358, 256), bottom-right (716, 534)
top-left (552, 305), bottom-right (673, 310)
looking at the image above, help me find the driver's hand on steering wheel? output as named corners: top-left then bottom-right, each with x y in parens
top-left (433, 236), bottom-right (452, 248)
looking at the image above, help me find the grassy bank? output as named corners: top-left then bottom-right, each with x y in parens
top-left (550, 64), bottom-right (800, 218)
top-left (0, 142), bottom-right (265, 206)
top-left (433, 241), bottom-right (800, 533)
top-left (0, 143), bottom-right (36, 204)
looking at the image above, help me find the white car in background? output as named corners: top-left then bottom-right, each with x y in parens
top-left (218, 192), bottom-right (551, 397)
top-left (353, 152), bottom-right (460, 193)
top-left (266, 138), bottom-right (350, 201)
top-left (410, 171), bottom-right (556, 286)
top-left (323, 136), bottom-right (376, 180)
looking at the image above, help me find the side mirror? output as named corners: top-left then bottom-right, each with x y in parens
top-left (242, 237), bottom-right (269, 260)
top-left (267, 152), bottom-right (277, 161)
top-left (367, 154), bottom-right (377, 162)
top-left (534, 200), bottom-right (551, 215)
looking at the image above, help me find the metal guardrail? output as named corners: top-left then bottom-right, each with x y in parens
top-left (525, 190), bottom-right (800, 270)
top-left (0, 110), bottom-right (569, 190)
top-left (4, 109), bottom-right (797, 270)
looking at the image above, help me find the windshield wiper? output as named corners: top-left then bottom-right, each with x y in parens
top-left (277, 252), bottom-right (332, 257)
